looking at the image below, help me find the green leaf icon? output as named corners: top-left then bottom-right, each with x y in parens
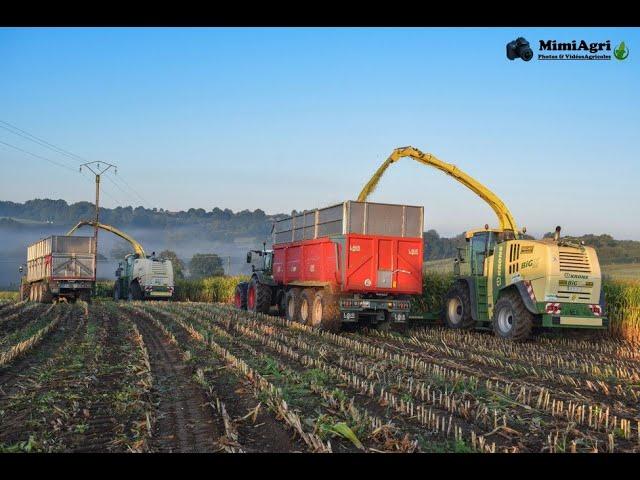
top-left (614, 41), bottom-right (629, 60)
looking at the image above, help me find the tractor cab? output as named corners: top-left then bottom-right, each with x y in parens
top-left (246, 243), bottom-right (274, 275)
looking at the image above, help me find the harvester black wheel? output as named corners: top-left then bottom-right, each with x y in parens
top-left (309, 290), bottom-right (340, 332)
top-left (129, 281), bottom-right (143, 301)
top-left (247, 277), bottom-right (271, 314)
top-left (234, 282), bottom-right (249, 310)
top-left (285, 288), bottom-right (302, 323)
top-left (443, 282), bottom-right (474, 329)
top-left (492, 290), bottom-right (533, 342)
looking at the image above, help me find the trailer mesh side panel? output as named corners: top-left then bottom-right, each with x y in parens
top-left (273, 201), bottom-right (423, 245)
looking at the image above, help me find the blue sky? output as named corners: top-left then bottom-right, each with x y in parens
top-left (0, 27), bottom-right (638, 239)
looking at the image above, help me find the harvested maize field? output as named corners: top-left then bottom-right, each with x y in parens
top-left (1, 300), bottom-right (640, 453)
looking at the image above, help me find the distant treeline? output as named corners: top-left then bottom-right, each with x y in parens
top-left (2, 199), bottom-right (639, 265)
top-left (0, 198), bottom-right (286, 241)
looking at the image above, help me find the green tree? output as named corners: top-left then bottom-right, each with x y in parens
top-left (159, 249), bottom-right (186, 280)
top-left (189, 253), bottom-right (225, 278)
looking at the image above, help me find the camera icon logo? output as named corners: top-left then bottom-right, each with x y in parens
top-left (506, 37), bottom-right (534, 62)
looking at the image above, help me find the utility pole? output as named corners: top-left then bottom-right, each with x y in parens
top-left (79, 161), bottom-right (117, 273)
top-left (227, 256), bottom-right (231, 276)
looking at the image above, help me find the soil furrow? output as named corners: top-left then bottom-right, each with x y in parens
top-left (132, 311), bottom-right (220, 453)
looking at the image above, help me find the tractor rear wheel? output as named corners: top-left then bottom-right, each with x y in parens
top-left (309, 290), bottom-right (340, 332)
top-left (234, 282), bottom-right (249, 310)
top-left (285, 288), bottom-right (302, 323)
top-left (247, 277), bottom-right (271, 314)
top-left (492, 290), bottom-right (533, 342)
top-left (443, 282), bottom-right (474, 329)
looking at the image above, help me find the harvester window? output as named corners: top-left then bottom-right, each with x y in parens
top-left (471, 232), bottom-right (490, 275)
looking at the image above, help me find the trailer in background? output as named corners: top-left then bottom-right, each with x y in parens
top-left (21, 235), bottom-right (96, 303)
top-left (236, 201), bottom-right (424, 330)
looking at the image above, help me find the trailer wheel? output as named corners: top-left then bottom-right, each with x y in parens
top-left (79, 290), bottom-right (92, 304)
top-left (285, 288), bottom-right (302, 323)
top-left (299, 289), bottom-right (316, 325)
top-left (41, 284), bottom-right (53, 304)
top-left (492, 290), bottom-right (533, 342)
top-left (248, 277), bottom-right (271, 314)
top-left (20, 283), bottom-right (30, 302)
top-left (234, 282), bottom-right (249, 310)
top-left (443, 282), bottom-right (474, 329)
top-left (276, 291), bottom-right (287, 317)
top-left (309, 290), bottom-right (340, 331)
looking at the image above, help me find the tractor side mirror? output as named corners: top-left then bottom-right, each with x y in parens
top-left (246, 252), bottom-right (252, 264)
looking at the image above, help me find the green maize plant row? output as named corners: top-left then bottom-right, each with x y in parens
top-left (173, 275), bottom-right (249, 303)
top-left (604, 280), bottom-right (640, 344)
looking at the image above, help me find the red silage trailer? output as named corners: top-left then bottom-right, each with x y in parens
top-left (236, 201), bottom-right (424, 331)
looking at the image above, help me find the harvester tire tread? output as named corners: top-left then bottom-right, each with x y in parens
top-left (493, 290), bottom-right (533, 342)
top-left (130, 281), bottom-right (143, 301)
top-left (443, 282), bottom-right (474, 329)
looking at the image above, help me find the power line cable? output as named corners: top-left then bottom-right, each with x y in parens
top-left (104, 174), bottom-right (143, 206)
top-left (0, 120), bottom-right (89, 163)
top-left (0, 139), bottom-right (78, 172)
top-left (0, 120), bottom-right (150, 207)
top-left (109, 174), bottom-right (149, 206)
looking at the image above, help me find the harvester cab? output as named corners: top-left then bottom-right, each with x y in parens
top-left (66, 220), bottom-right (174, 301)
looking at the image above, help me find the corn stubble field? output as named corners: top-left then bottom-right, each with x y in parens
top-left (1, 299), bottom-right (640, 453)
